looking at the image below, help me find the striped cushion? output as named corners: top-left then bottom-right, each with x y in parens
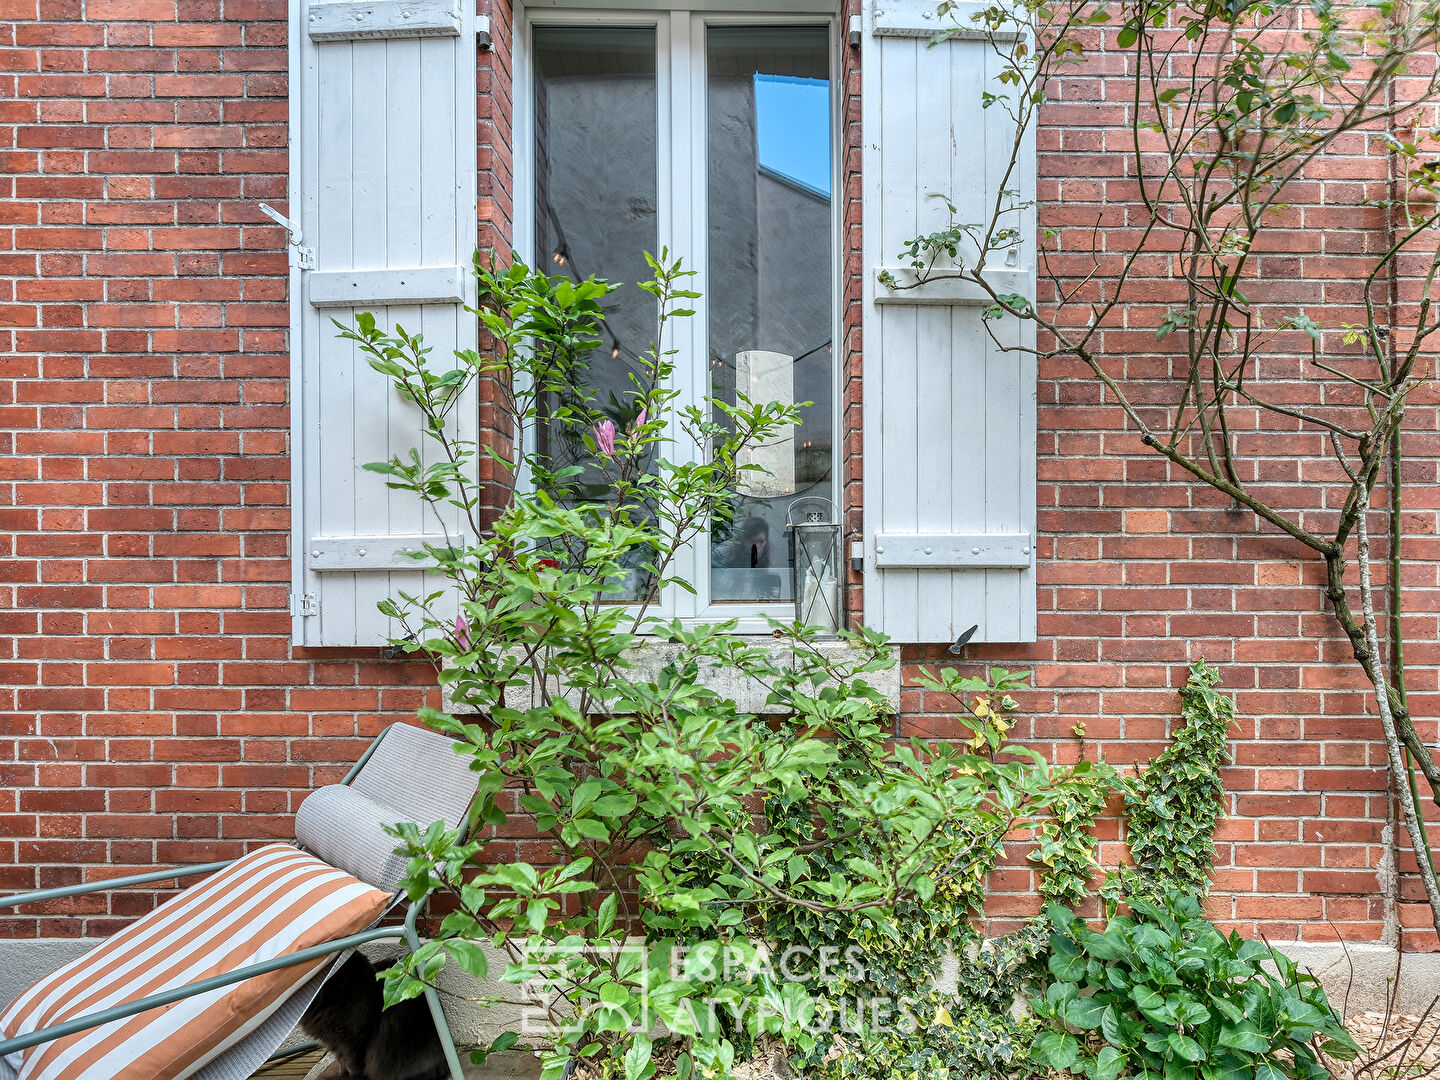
top-left (0, 845), bottom-right (391, 1080)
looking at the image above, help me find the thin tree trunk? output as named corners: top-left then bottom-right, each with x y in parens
top-left (1356, 481), bottom-right (1440, 941)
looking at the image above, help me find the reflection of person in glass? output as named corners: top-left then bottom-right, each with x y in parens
top-left (722, 516), bottom-right (772, 569)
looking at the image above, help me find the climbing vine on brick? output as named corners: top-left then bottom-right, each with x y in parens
top-left (1123, 660), bottom-right (1236, 899)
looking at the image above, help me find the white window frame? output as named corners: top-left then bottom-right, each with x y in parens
top-left (513, 1), bottom-right (844, 632)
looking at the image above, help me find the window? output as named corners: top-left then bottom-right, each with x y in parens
top-left (518, 7), bottom-right (838, 627)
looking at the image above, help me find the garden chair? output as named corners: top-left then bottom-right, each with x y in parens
top-left (0, 722), bottom-right (476, 1080)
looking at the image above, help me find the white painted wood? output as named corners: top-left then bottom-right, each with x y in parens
top-left (874, 533), bottom-right (1032, 568)
top-left (860, 7), bottom-right (1036, 643)
top-left (308, 266), bottom-right (466, 307)
top-left (307, 0), bottom-right (462, 41)
top-left (307, 534), bottom-right (456, 570)
top-left (290, 0), bottom-right (476, 646)
top-left (872, 0), bottom-right (1023, 40)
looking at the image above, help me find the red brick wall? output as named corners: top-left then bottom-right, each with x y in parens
top-left (2, 0), bottom-right (1436, 952)
top-left (0, 0), bottom-right (445, 937)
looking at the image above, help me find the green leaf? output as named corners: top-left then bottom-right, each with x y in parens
top-left (598, 982), bottom-right (630, 1007)
top-left (1033, 1031), bottom-right (1081, 1070)
top-left (1218, 1024), bottom-right (1270, 1054)
top-left (1101, 1005), bottom-right (1137, 1048)
top-left (1065, 994), bottom-right (1109, 1030)
top-left (446, 939), bottom-right (489, 980)
top-left (1094, 1046), bottom-right (1127, 1080)
top-left (596, 893), bottom-right (618, 938)
top-left (1049, 938), bottom-right (1088, 981)
top-left (1166, 1032), bottom-right (1203, 1062)
top-left (624, 1034), bottom-right (653, 1080)
top-left (1131, 985), bottom-right (1164, 1013)
top-left (477, 1031), bottom-right (520, 1064)
top-left (573, 779), bottom-right (603, 815)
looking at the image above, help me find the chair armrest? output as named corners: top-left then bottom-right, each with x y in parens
top-left (0, 860), bottom-right (235, 910)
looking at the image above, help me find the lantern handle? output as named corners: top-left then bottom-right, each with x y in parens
top-left (784, 496), bottom-right (839, 530)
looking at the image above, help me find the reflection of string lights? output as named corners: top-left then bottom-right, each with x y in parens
top-left (708, 340), bottom-right (831, 374)
top-left (551, 250), bottom-right (568, 267)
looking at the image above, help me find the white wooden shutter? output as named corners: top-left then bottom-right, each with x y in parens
top-left (287, 0), bottom-right (477, 646)
top-left (860, 0), bottom-right (1037, 643)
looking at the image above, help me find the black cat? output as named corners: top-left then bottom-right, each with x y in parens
top-left (299, 952), bottom-right (451, 1080)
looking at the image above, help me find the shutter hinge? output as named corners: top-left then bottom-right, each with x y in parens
top-left (258, 202), bottom-right (315, 271)
top-left (291, 591), bottom-right (319, 617)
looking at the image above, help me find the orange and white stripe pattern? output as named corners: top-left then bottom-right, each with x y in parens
top-left (0, 844), bottom-right (392, 1080)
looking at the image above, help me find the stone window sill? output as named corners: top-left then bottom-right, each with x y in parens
top-left (442, 637), bottom-right (900, 716)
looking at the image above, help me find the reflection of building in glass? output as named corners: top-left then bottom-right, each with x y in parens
top-left (708, 27), bottom-right (832, 603)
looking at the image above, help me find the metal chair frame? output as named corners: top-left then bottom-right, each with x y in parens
top-left (0, 726), bottom-right (469, 1080)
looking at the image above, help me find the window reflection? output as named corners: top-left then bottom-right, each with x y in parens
top-left (707, 27), bottom-right (832, 604)
top-left (533, 26), bottom-right (659, 600)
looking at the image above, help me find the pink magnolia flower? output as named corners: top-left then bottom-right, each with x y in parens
top-left (455, 611), bottom-right (471, 652)
top-left (633, 407), bottom-right (647, 431)
top-left (594, 419), bottom-right (616, 456)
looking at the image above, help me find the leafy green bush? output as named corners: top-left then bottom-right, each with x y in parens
top-left (781, 671), bottom-right (1116, 1080)
top-left (351, 254), bottom-right (1121, 1080)
top-left (1032, 895), bottom-right (1358, 1080)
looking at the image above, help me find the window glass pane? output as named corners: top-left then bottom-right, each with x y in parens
top-left (706, 26), bottom-right (832, 605)
top-left (533, 26), bottom-right (658, 599)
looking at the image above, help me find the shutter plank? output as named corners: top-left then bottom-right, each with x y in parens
top-left (312, 40), bottom-right (361, 644)
top-left (949, 307), bottom-right (988, 636)
top-left (344, 39), bottom-right (395, 647)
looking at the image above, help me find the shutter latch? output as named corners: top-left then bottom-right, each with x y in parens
top-left (291, 591), bottom-right (319, 618)
top-left (258, 203), bottom-right (316, 271)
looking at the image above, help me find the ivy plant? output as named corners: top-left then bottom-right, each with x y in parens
top-left (1124, 661), bottom-right (1236, 901)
